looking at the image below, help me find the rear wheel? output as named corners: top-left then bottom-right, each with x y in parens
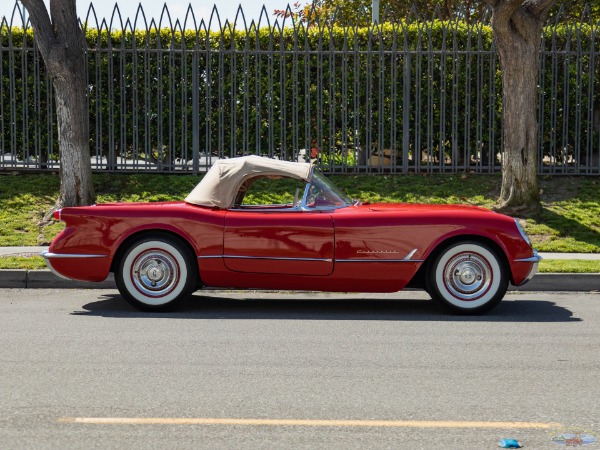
top-left (115, 235), bottom-right (196, 311)
top-left (426, 241), bottom-right (508, 314)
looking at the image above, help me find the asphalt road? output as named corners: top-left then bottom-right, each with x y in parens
top-left (0, 289), bottom-right (599, 449)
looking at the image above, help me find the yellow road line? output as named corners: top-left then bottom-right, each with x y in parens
top-left (58, 417), bottom-right (561, 429)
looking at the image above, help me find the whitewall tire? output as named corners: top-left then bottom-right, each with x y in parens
top-left (115, 235), bottom-right (196, 311)
top-left (426, 241), bottom-right (508, 314)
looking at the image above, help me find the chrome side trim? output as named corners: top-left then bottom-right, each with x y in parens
top-left (337, 248), bottom-right (422, 263)
top-left (336, 259), bottom-right (424, 263)
top-left (41, 251), bottom-right (108, 259)
top-left (514, 250), bottom-right (542, 263)
top-left (229, 205), bottom-right (301, 212)
top-left (198, 249), bottom-right (422, 264)
top-left (198, 255), bottom-right (333, 263)
top-left (404, 248), bottom-right (418, 260)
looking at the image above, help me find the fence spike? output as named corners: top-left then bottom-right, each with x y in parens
top-left (407, 3), bottom-right (419, 23)
top-left (381, 4), bottom-right (396, 24)
top-left (133, 3), bottom-right (148, 31)
top-left (9, 0), bottom-right (25, 29)
top-left (183, 4), bottom-right (197, 32)
top-left (83, 3), bottom-right (100, 30)
top-left (108, 3), bottom-right (124, 31)
top-left (208, 4), bottom-right (222, 32)
top-left (257, 4), bottom-right (271, 30)
top-left (233, 4), bottom-right (248, 31)
top-left (279, 3), bottom-right (296, 29)
top-left (158, 3), bottom-right (173, 31)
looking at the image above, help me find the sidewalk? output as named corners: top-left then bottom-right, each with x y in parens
top-left (0, 246), bottom-right (49, 256)
top-left (0, 247), bottom-right (598, 291)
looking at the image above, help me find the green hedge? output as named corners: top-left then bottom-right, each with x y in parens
top-left (1, 20), bottom-right (598, 170)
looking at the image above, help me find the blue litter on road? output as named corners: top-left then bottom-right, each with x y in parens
top-left (499, 438), bottom-right (522, 448)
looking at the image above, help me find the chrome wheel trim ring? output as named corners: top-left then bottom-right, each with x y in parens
top-left (434, 243), bottom-right (502, 309)
top-left (121, 240), bottom-right (189, 306)
top-left (131, 249), bottom-right (180, 298)
top-left (443, 252), bottom-right (492, 301)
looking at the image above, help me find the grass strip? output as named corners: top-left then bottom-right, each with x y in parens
top-left (1, 173), bottom-right (599, 253)
top-left (0, 256), bottom-right (46, 270)
top-left (538, 259), bottom-right (600, 273)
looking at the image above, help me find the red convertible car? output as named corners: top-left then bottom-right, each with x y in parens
top-left (42, 155), bottom-right (540, 314)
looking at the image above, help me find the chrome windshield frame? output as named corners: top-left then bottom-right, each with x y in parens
top-left (299, 170), bottom-right (353, 211)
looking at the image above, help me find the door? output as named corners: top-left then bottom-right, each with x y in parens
top-left (223, 211), bottom-right (334, 276)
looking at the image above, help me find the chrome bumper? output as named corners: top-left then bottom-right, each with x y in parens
top-left (515, 249), bottom-right (542, 285)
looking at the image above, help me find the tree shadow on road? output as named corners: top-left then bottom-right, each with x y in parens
top-left (73, 293), bottom-right (581, 322)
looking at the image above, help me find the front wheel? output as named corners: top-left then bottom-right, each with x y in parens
top-left (115, 235), bottom-right (196, 311)
top-left (426, 241), bottom-right (508, 314)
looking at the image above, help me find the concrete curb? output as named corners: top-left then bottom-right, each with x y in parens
top-left (0, 270), bottom-right (27, 288)
top-left (0, 270), bottom-right (116, 289)
top-left (508, 273), bottom-right (599, 292)
top-left (0, 269), bottom-right (597, 292)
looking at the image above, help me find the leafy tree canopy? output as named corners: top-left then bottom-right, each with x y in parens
top-left (274, 0), bottom-right (598, 25)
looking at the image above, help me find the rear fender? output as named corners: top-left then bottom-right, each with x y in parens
top-left (109, 224), bottom-right (201, 268)
top-left (110, 227), bottom-right (204, 287)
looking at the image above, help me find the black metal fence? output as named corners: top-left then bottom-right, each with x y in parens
top-left (1, 2), bottom-right (599, 174)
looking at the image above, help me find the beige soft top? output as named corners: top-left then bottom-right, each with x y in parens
top-left (185, 155), bottom-right (312, 208)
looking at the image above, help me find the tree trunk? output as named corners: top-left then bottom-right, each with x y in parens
top-left (54, 72), bottom-right (94, 206)
top-left (21, 0), bottom-right (95, 209)
top-left (495, 31), bottom-right (540, 208)
top-left (486, 0), bottom-right (555, 211)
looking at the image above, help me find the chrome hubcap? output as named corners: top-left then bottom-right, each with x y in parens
top-left (444, 252), bottom-right (491, 300)
top-left (131, 249), bottom-right (179, 297)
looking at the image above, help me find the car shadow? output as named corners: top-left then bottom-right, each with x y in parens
top-left (72, 293), bottom-right (581, 322)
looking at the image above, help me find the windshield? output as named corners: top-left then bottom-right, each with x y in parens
top-left (303, 170), bottom-right (353, 209)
